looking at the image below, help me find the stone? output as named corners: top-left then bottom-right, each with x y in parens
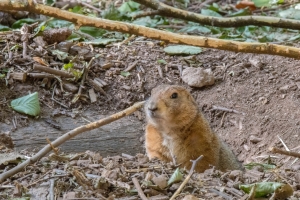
top-left (182, 67), bottom-right (215, 88)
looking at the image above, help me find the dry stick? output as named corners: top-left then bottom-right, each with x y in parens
top-left (132, 10), bottom-right (160, 19)
top-left (28, 73), bottom-right (55, 79)
top-left (80, 1), bottom-right (102, 13)
top-left (132, 177), bottom-right (148, 200)
top-left (0, 101), bottom-right (145, 183)
top-left (124, 60), bottom-right (138, 72)
top-left (20, 24), bottom-right (30, 58)
top-left (33, 64), bottom-right (74, 78)
top-left (2, 1), bottom-right (300, 59)
top-left (269, 147), bottom-right (300, 158)
top-left (170, 155), bottom-right (204, 200)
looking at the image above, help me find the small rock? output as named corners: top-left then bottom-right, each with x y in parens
top-left (152, 174), bottom-right (168, 189)
top-left (144, 188), bottom-right (162, 196)
top-left (279, 85), bottom-right (289, 93)
top-left (243, 144), bottom-right (250, 151)
top-left (169, 182), bottom-right (181, 191)
top-left (249, 135), bottom-right (262, 143)
top-left (182, 67), bottom-right (215, 88)
top-left (63, 82), bottom-right (78, 93)
top-left (292, 165), bottom-right (300, 171)
top-left (228, 170), bottom-right (243, 181)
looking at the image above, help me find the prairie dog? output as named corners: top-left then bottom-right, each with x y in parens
top-left (145, 85), bottom-right (242, 172)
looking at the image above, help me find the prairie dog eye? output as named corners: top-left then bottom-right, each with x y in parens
top-left (171, 92), bottom-right (178, 99)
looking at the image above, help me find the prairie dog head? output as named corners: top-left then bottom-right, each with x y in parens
top-left (145, 85), bottom-right (198, 129)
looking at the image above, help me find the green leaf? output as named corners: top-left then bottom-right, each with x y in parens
top-left (201, 9), bottom-right (222, 17)
top-left (252, 0), bottom-right (271, 7)
top-left (118, 0), bottom-right (140, 14)
top-left (10, 44), bottom-right (21, 51)
top-left (11, 92), bottom-right (41, 116)
top-left (101, 5), bottom-right (125, 21)
top-left (164, 45), bottom-right (202, 55)
top-left (179, 25), bottom-right (211, 34)
top-left (79, 26), bottom-right (106, 38)
top-left (120, 71), bottom-right (130, 77)
top-left (175, 0), bottom-right (190, 8)
top-left (83, 38), bottom-right (120, 45)
top-left (279, 8), bottom-right (300, 20)
top-left (219, 32), bottom-right (244, 41)
top-left (46, 19), bottom-right (74, 29)
top-left (0, 74), bottom-right (5, 78)
top-left (288, 34), bottom-right (300, 41)
top-left (228, 8), bottom-right (252, 17)
top-left (44, 0), bottom-right (55, 5)
top-left (206, 3), bottom-right (222, 13)
top-left (70, 69), bottom-right (83, 80)
top-left (69, 5), bottom-right (84, 14)
top-left (239, 182), bottom-right (292, 198)
top-left (12, 18), bottom-right (37, 29)
top-left (167, 168), bottom-right (183, 185)
top-left (244, 162), bottom-right (276, 170)
top-left (0, 25), bottom-right (10, 31)
top-left (63, 62), bottom-right (74, 70)
top-left (133, 16), bottom-right (166, 28)
top-left (157, 59), bottom-right (167, 64)
top-left (51, 50), bottom-right (69, 60)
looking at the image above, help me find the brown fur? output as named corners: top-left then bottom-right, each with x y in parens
top-left (145, 85), bottom-right (242, 172)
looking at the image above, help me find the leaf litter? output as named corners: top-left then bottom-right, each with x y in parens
top-left (1, 0), bottom-right (300, 199)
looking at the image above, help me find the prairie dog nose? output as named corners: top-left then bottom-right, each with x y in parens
top-left (148, 102), bottom-right (158, 111)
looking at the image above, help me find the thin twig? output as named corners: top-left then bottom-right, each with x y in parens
top-left (277, 135), bottom-right (290, 151)
top-left (208, 188), bottom-right (231, 200)
top-left (49, 179), bottom-right (55, 200)
top-left (80, 2), bottom-right (102, 13)
top-left (212, 105), bottom-right (245, 115)
top-left (198, 0), bottom-right (217, 10)
top-left (132, 177), bottom-right (148, 200)
top-left (72, 57), bottom-right (95, 103)
top-left (0, 101), bottom-right (145, 183)
top-left (170, 155), bottom-right (204, 200)
top-left (124, 60), bottom-right (138, 72)
top-left (269, 147), bottom-right (300, 158)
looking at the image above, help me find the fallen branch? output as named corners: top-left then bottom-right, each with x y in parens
top-left (134, 0), bottom-right (300, 30)
top-left (269, 147), bottom-right (300, 158)
top-left (170, 155), bottom-right (204, 200)
top-left (1, 0), bottom-right (300, 59)
top-left (0, 101), bottom-right (145, 183)
top-left (132, 177), bottom-right (148, 200)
